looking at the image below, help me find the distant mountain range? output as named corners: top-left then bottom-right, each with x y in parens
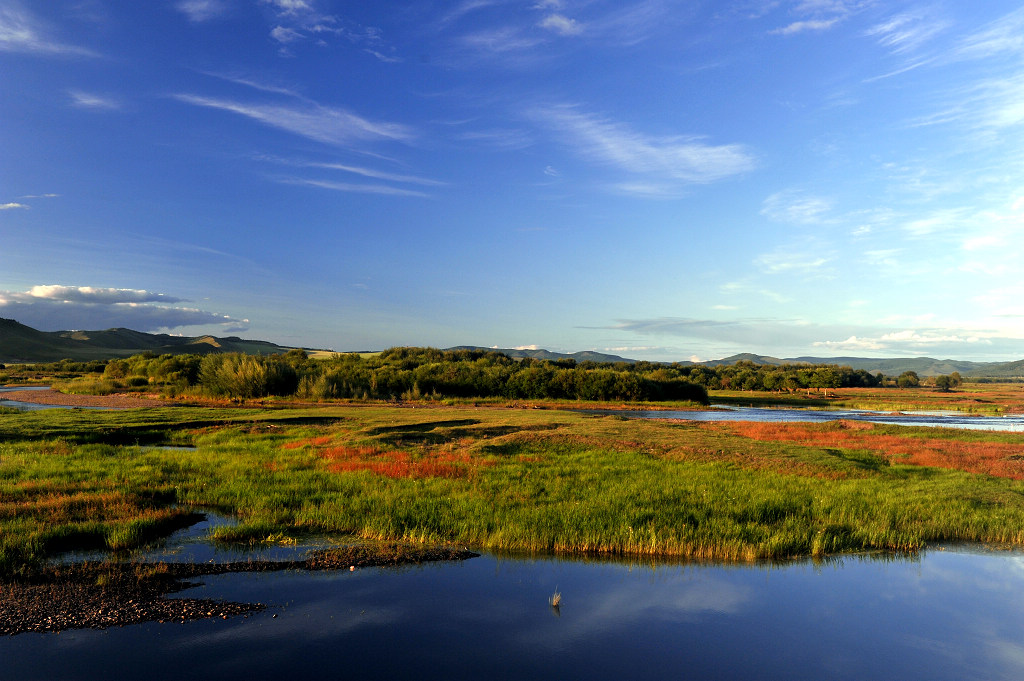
top-left (446, 346), bottom-right (637, 364)
top-left (443, 347), bottom-right (1024, 378)
top-left (699, 353), bottom-right (1024, 378)
top-left (0, 318), bottom-right (297, 363)
top-left (3, 319), bottom-right (1022, 378)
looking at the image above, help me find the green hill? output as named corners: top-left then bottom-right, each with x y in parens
top-left (447, 345), bottom-right (637, 364)
top-left (0, 318), bottom-right (297, 363)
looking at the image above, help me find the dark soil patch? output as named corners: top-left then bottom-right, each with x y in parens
top-left (0, 544), bottom-right (478, 635)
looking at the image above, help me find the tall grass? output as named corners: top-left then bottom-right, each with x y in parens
top-left (3, 404), bottom-right (1024, 574)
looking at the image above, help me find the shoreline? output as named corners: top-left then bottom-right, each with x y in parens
top-left (0, 544), bottom-right (478, 636)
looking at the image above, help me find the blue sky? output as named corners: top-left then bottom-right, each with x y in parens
top-left (2, 0), bottom-right (1024, 362)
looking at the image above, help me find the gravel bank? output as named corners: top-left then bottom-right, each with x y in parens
top-left (0, 545), bottom-right (478, 636)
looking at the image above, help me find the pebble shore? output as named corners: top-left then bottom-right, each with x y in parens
top-left (0, 545), bottom-right (478, 636)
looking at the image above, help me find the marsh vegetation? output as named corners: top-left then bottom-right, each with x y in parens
top-left (4, 401), bottom-right (1024, 576)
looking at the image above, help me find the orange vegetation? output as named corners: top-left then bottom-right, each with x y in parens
top-left (724, 421), bottom-right (1024, 480)
top-left (282, 439), bottom-right (491, 479)
top-left (281, 436), bottom-right (333, 450)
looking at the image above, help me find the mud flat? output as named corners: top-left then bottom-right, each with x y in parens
top-left (0, 544), bottom-right (478, 635)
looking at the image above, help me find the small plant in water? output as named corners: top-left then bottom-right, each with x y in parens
top-left (549, 588), bottom-right (561, 608)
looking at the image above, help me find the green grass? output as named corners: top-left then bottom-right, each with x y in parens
top-left (3, 404), bottom-right (1024, 574)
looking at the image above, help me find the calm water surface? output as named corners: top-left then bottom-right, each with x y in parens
top-left (586, 405), bottom-right (1024, 432)
top-left (6, 545), bottom-right (1024, 681)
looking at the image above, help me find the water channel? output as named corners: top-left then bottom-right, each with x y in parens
top-left (584, 404), bottom-right (1024, 432)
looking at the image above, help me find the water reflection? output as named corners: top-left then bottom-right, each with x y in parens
top-left (585, 405), bottom-right (1024, 432)
top-left (6, 547), bottom-right (1024, 680)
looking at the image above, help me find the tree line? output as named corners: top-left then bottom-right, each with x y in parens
top-left (4, 349), bottom-right (970, 402)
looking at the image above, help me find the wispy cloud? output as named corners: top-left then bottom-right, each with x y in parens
top-left (298, 162), bottom-right (445, 186)
top-left (173, 94), bottom-right (414, 146)
top-left (175, 0), bottom-right (230, 23)
top-left (199, 71), bottom-right (302, 97)
top-left (530, 105), bottom-right (755, 194)
top-left (0, 202), bottom-right (28, 210)
top-left (278, 177), bottom-right (431, 198)
top-left (0, 4), bottom-right (97, 56)
top-left (68, 90), bottom-right (121, 110)
top-left (258, 1), bottom-right (400, 61)
top-left (761, 190), bottom-right (832, 223)
top-left (768, 0), bottom-right (867, 37)
top-left (0, 285), bottom-right (249, 333)
top-left (865, 12), bottom-right (949, 55)
top-left (954, 6), bottom-right (1024, 61)
top-left (458, 26), bottom-right (545, 55)
top-left (456, 127), bottom-right (535, 151)
top-left (755, 248), bottom-right (833, 276)
top-left (581, 0), bottom-right (680, 47)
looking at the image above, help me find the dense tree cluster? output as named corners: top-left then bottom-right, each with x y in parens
top-left (296, 348), bottom-right (709, 403)
top-left (5, 349), bottom-right (981, 401)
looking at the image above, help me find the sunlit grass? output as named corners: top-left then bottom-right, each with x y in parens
top-left (3, 403), bottom-right (1024, 573)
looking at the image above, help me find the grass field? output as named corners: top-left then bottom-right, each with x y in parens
top-left (3, 399), bottom-right (1024, 574)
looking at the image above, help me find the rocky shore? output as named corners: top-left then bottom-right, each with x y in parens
top-left (0, 544), bottom-right (478, 636)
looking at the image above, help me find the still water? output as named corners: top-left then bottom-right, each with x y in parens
top-left (586, 405), bottom-right (1024, 432)
top-left (5, 545), bottom-right (1024, 681)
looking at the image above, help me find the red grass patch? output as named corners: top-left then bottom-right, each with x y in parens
top-left (725, 421), bottom-right (1024, 479)
top-left (289, 442), bottom-right (492, 479)
top-left (281, 436), bottom-right (333, 450)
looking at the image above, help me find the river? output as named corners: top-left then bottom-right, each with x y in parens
top-left (4, 540), bottom-right (1024, 681)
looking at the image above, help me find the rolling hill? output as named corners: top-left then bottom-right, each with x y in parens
top-left (0, 318), bottom-right (298, 363)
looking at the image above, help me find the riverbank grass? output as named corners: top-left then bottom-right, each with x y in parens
top-left (3, 404), bottom-right (1024, 573)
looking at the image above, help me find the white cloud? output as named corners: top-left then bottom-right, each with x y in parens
top-left (69, 90), bottom-right (121, 110)
top-left (812, 335), bottom-right (884, 351)
top-left (0, 285), bottom-right (249, 333)
top-left (27, 285), bottom-right (182, 305)
top-left (0, 202), bottom-right (28, 210)
top-left (531, 105), bottom-right (755, 193)
top-left (771, 19), bottom-right (838, 35)
top-left (0, 4), bottom-right (97, 56)
top-left (270, 25), bottom-right (303, 44)
top-left (173, 94), bottom-right (414, 146)
top-left (176, 0), bottom-right (229, 23)
top-left (768, 0), bottom-right (869, 37)
top-left (539, 14), bottom-right (582, 36)
top-left (263, 0), bottom-right (312, 15)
